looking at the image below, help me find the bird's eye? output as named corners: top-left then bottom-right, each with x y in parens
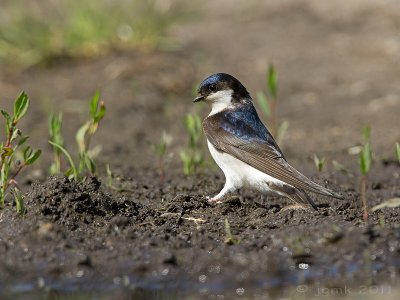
top-left (209, 84), bottom-right (217, 93)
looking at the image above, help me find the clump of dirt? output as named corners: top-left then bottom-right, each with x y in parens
top-left (26, 176), bottom-right (156, 229)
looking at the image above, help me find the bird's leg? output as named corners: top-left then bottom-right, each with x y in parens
top-left (207, 181), bottom-right (237, 203)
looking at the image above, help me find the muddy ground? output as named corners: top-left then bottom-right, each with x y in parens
top-left (0, 1), bottom-right (400, 299)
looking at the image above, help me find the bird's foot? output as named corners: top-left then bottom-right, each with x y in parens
top-left (280, 203), bottom-right (310, 212)
top-left (206, 195), bottom-right (241, 204)
top-left (206, 195), bottom-right (224, 203)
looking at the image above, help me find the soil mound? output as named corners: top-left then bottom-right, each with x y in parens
top-left (26, 176), bottom-right (155, 229)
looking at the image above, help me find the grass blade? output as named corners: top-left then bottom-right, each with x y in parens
top-left (256, 91), bottom-right (270, 118)
top-left (13, 187), bottom-right (26, 215)
top-left (48, 141), bottom-right (78, 180)
top-left (267, 65), bottom-right (278, 99)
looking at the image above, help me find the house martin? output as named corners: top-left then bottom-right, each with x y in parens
top-left (194, 73), bottom-right (344, 209)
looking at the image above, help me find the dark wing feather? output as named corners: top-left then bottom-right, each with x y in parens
top-left (204, 106), bottom-right (344, 199)
top-left (286, 189), bottom-right (318, 210)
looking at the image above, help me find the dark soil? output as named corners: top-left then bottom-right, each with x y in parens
top-left (1, 1), bottom-right (400, 299)
top-left (1, 165), bottom-right (399, 299)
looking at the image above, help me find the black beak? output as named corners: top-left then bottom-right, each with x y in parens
top-left (193, 95), bottom-right (205, 103)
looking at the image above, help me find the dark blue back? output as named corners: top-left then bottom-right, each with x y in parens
top-left (219, 103), bottom-right (276, 145)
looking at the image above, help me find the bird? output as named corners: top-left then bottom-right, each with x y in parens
top-left (193, 73), bottom-right (344, 209)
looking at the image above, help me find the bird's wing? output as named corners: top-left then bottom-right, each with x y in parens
top-left (203, 111), bottom-right (344, 199)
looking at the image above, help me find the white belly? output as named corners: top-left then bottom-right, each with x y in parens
top-left (207, 140), bottom-right (286, 195)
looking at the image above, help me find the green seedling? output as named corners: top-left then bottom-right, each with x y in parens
top-left (313, 154), bottom-right (326, 172)
top-left (256, 91), bottom-right (270, 118)
top-left (256, 64), bottom-right (289, 144)
top-left (13, 187), bottom-right (26, 215)
top-left (224, 218), bottom-right (239, 245)
top-left (106, 164), bottom-right (113, 188)
top-left (48, 113), bottom-right (64, 174)
top-left (105, 164), bottom-right (135, 193)
top-left (180, 113), bottom-right (204, 176)
top-left (48, 92), bottom-right (106, 180)
top-left (276, 120), bottom-right (289, 145)
top-left (359, 125), bottom-right (372, 222)
top-left (0, 92), bottom-right (41, 210)
top-left (396, 142), bottom-right (400, 163)
top-left (151, 131), bottom-right (172, 181)
top-left (76, 91), bottom-right (106, 175)
top-left (105, 163), bottom-right (120, 191)
top-left (332, 160), bottom-right (354, 178)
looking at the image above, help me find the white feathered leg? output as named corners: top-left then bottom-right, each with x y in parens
top-left (207, 179), bottom-right (237, 203)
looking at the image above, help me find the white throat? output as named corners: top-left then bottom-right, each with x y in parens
top-left (207, 89), bottom-right (233, 116)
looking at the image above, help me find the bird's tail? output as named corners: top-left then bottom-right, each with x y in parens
top-left (315, 186), bottom-right (344, 200)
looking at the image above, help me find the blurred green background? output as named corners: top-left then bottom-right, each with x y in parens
top-left (0, 0), bottom-right (187, 66)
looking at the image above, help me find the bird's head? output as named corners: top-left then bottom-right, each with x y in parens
top-left (194, 73), bottom-right (250, 113)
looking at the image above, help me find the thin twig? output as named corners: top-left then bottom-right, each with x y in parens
top-left (159, 212), bottom-right (206, 224)
top-left (4, 164), bottom-right (26, 191)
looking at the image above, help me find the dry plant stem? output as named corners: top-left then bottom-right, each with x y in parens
top-left (5, 123), bottom-right (15, 148)
top-left (159, 212), bottom-right (206, 224)
top-left (13, 163), bottom-right (25, 178)
top-left (360, 174), bottom-right (368, 222)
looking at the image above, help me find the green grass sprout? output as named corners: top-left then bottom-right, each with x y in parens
top-left (0, 91), bottom-right (41, 210)
top-left (268, 64), bottom-right (278, 99)
top-left (48, 113), bottom-right (64, 174)
top-left (76, 91), bottom-right (106, 175)
top-left (224, 218), bottom-right (239, 245)
top-left (359, 125), bottom-right (372, 222)
top-left (48, 140), bottom-right (79, 180)
top-left (152, 131), bottom-right (172, 181)
top-left (256, 64), bottom-right (289, 144)
top-left (276, 120), bottom-right (289, 146)
top-left (256, 91), bottom-right (270, 118)
top-left (396, 142), bottom-right (400, 163)
top-left (105, 164), bottom-right (134, 193)
top-left (180, 113), bottom-right (204, 176)
top-left (106, 164), bottom-right (113, 188)
top-left (313, 154), bottom-right (326, 172)
top-left (332, 160), bottom-right (354, 178)
top-left (105, 163), bottom-right (120, 191)
top-left (48, 92), bottom-right (106, 180)
top-left (13, 187), bottom-right (26, 215)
